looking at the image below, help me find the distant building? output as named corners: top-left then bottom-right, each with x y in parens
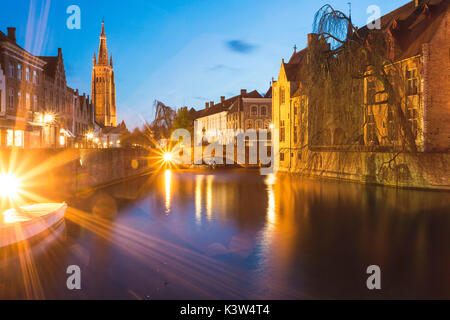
top-left (194, 89), bottom-right (272, 145)
top-left (94, 120), bottom-right (127, 148)
top-left (92, 22), bottom-right (117, 128)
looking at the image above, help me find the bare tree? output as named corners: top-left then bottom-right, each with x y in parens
top-left (306, 4), bottom-right (418, 152)
top-left (151, 100), bottom-right (176, 140)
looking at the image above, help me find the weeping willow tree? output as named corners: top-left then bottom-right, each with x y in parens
top-left (150, 100), bottom-right (176, 140)
top-left (305, 4), bottom-right (418, 152)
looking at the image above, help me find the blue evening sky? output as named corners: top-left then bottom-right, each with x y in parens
top-left (0, 0), bottom-right (409, 129)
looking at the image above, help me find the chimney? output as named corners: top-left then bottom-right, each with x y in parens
top-left (205, 102), bottom-right (210, 109)
top-left (240, 89), bottom-right (247, 96)
top-left (58, 48), bottom-right (62, 56)
top-left (210, 101), bottom-right (214, 107)
top-left (220, 96), bottom-right (225, 103)
top-left (7, 27), bottom-right (16, 43)
top-left (307, 33), bottom-right (319, 48)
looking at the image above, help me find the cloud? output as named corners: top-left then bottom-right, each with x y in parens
top-left (207, 64), bottom-right (239, 72)
top-left (226, 40), bottom-right (258, 54)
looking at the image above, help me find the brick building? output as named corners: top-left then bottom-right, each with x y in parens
top-left (92, 22), bottom-right (117, 128)
top-left (0, 26), bottom-right (93, 149)
top-left (194, 89), bottom-right (272, 145)
top-left (273, 0), bottom-right (450, 171)
top-left (363, 0), bottom-right (450, 152)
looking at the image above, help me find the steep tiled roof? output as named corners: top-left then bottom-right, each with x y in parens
top-left (357, 0), bottom-right (449, 61)
top-left (194, 90), bottom-right (262, 119)
top-left (264, 86), bottom-right (273, 98)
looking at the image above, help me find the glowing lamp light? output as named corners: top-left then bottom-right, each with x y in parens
top-left (163, 152), bottom-right (174, 163)
top-left (44, 114), bottom-right (54, 124)
top-left (269, 124), bottom-right (274, 130)
top-left (0, 173), bottom-right (21, 199)
top-left (86, 133), bottom-right (94, 140)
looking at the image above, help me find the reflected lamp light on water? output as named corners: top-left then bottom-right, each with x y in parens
top-left (0, 173), bottom-right (21, 199)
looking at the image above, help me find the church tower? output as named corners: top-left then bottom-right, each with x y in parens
top-left (92, 22), bottom-right (117, 127)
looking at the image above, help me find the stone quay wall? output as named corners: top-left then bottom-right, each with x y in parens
top-left (280, 149), bottom-right (450, 191)
top-left (0, 148), bottom-right (153, 200)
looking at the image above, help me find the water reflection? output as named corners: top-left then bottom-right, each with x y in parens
top-left (206, 175), bottom-right (214, 221)
top-left (195, 175), bottom-right (203, 225)
top-left (164, 170), bottom-right (172, 214)
top-left (1, 170), bottom-right (450, 299)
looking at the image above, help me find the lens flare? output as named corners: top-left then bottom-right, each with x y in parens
top-left (163, 152), bottom-right (174, 163)
top-left (0, 173), bottom-right (21, 199)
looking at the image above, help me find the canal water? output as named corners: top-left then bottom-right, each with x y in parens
top-left (1, 169), bottom-right (449, 299)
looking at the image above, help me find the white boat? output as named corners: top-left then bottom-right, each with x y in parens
top-left (0, 203), bottom-right (67, 248)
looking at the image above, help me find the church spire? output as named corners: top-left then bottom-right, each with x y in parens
top-left (101, 21), bottom-right (106, 37)
top-left (93, 52), bottom-right (97, 65)
top-left (97, 21), bottom-right (109, 65)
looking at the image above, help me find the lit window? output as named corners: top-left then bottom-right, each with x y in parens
top-left (6, 130), bottom-right (13, 146)
top-left (26, 67), bottom-right (30, 81)
top-left (6, 130), bottom-right (23, 147)
top-left (17, 64), bottom-right (22, 80)
top-left (14, 130), bottom-right (23, 147)
top-left (280, 152), bottom-right (285, 161)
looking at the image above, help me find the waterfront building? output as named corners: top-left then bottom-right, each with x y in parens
top-left (0, 27), bottom-right (47, 148)
top-left (0, 26), bottom-right (95, 149)
top-left (273, 0), bottom-right (450, 172)
top-left (194, 89), bottom-right (272, 145)
top-left (92, 22), bottom-right (117, 128)
top-left (361, 0), bottom-right (449, 152)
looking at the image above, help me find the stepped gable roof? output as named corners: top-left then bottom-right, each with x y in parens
top-left (38, 56), bottom-right (59, 79)
top-left (357, 0), bottom-right (449, 61)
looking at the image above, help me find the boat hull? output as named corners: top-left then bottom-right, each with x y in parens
top-left (0, 203), bottom-right (67, 248)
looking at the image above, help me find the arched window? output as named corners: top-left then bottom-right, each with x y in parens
top-left (260, 106), bottom-right (267, 116)
top-left (251, 106), bottom-right (258, 116)
top-left (246, 120), bottom-right (253, 130)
